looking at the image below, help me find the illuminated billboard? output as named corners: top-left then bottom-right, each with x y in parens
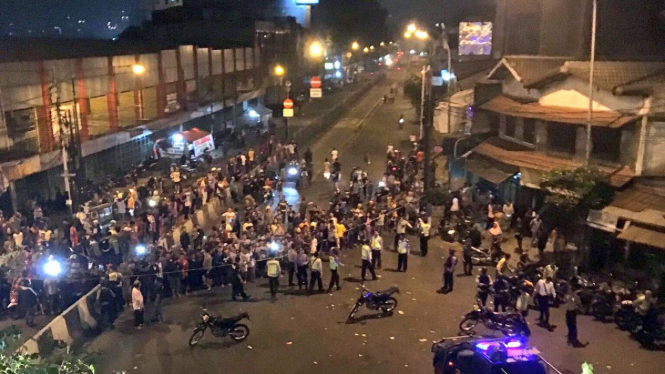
top-left (295, 0), bottom-right (319, 4)
top-left (458, 22), bottom-right (493, 56)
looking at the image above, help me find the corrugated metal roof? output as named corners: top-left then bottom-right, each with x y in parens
top-left (480, 96), bottom-right (638, 128)
top-left (488, 56), bottom-right (570, 83)
top-left (565, 61), bottom-right (665, 92)
top-left (617, 225), bottom-right (665, 249)
top-left (610, 184), bottom-right (665, 213)
top-left (469, 137), bottom-right (634, 188)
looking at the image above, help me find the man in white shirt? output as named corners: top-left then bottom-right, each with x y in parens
top-left (535, 277), bottom-right (556, 329)
top-left (309, 252), bottom-right (324, 293)
top-left (360, 244), bottom-right (377, 281)
top-left (131, 281), bottom-right (144, 328)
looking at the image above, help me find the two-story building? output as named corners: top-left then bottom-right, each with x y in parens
top-left (0, 18), bottom-right (300, 213)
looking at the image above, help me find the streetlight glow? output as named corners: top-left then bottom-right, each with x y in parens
top-left (309, 41), bottom-right (324, 58)
top-left (132, 64), bottom-right (146, 75)
top-left (351, 41), bottom-right (359, 50)
top-left (407, 24), bottom-right (417, 33)
top-left (363, 47), bottom-right (369, 53)
top-left (404, 31), bottom-right (412, 39)
top-left (415, 30), bottom-right (429, 40)
top-left (274, 64), bottom-right (285, 76)
top-left (380, 42), bottom-right (385, 47)
top-left (370, 45), bottom-right (375, 50)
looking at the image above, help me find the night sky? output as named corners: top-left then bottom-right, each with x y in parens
top-left (0, 0), bottom-right (492, 39)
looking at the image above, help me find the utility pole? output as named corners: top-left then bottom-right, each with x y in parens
top-left (585, 0), bottom-right (598, 165)
top-left (423, 67), bottom-right (434, 192)
top-left (53, 82), bottom-right (73, 214)
top-left (419, 65), bottom-right (427, 139)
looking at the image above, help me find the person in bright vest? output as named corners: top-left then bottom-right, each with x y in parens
top-left (370, 231), bottom-right (383, 269)
top-left (309, 251), bottom-right (324, 293)
top-left (266, 254), bottom-right (281, 299)
top-left (327, 248), bottom-right (344, 292)
top-left (418, 218), bottom-right (431, 257)
top-left (360, 243), bottom-right (377, 282)
top-left (396, 237), bottom-right (410, 272)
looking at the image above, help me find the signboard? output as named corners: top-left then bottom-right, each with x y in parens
top-left (310, 88), bottom-right (322, 98)
top-left (192, 134), bottom-right (215, 158)
top-left (283, 99), bottom-right (294, 109)
top-left (165, 93), bottom-right (180, 113)
top-left (459, 22), bottom-right (493, 56)
top-left (284, 109), bottom-right (294, 118)
top-left (310, 76), bottom-right (322, 88)
top-left (296, 0), bottom-right (319, 4)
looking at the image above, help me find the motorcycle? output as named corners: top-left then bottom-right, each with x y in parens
top-left (188, 310), bottom-right (250, 346)
top-left (615, 300), bottom-right (642, 331)
top-left (459, 304), bottom-right (531, 337)
top-left (470, 246), bottom-right (493, 266)
top-left (347, 285), bottom-right (399, 323)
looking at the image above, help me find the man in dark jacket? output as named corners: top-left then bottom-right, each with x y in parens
top-left (18, 280), bottom-right (39, 327)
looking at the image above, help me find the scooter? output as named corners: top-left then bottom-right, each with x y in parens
top-left (347, 285), bottom-right (399, 323)
top-left (189, 309), bottom-right (250, 346)
top-left (459, 303), bottom-right (530, 337)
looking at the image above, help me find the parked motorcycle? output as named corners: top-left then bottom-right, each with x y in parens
top-left (347, 285), bottom-right (399, 323)
top-left (188, 310), bottom-right (250, 346)
top-left (459, 304), bottom-right (531, 337)
top-left (470, 246), bottom-right (494, 266)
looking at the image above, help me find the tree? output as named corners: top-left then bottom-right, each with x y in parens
top-left (0, 326), bottom-right (96, 374)
top-left (313, 0), bottom-right (390, 47)
top-left (539, 167), bottom-right (614, 238)
top-left (403, 74), bottom-right (423, 117)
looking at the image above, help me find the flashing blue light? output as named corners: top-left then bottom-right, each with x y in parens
top-left (476, 343), bottom-right (491, 350)
top-left (333, 61), bottom-right (341, 69)
top-left (506, 340), bottom-right (522, 348)
top-left (44, 259), bottom-right (62, 277)
top-left (248, 109), bottom-right (259, 118)
top-left (288, 166), bottom-right (298, 176)
top-left (335, 71), bottom-right (342, 78)
top-left (135, 245), bottom-right (147, 255)
top-left (441, 70), bottom-right (456, 82)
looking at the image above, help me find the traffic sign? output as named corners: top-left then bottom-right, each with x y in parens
top-left (310, 88), bottom-right (322, 98)
top-left (283, 99), bottom-right (294, 109)
top-left (284, 108), bottom-right (294, 118)
top-left (310, 76), bottom-right (322, 88)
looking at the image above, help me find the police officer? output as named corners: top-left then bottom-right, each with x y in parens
top-left (309, 252), bottom-right (324, 293)
top-left (396, 237), bottom-right (409, 272)
top-left (370, 231), bottom-right (383, 269)
top-left (361, 242), bottom-right (377, 281)
top-left (475, 267), bottom-right (492, 307)
top-left (266, 254), bottom-right (281, 299)
top-left (418, 218), bottom-right (431, 257)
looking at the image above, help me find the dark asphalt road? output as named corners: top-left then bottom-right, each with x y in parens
top-left (87, 70), bottom-right (665, 374)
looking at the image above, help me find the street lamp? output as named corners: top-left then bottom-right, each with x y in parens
top-left (370, 45), bottom-right (375, 50)
top-left (309, 41), bottom-right (324, 59)
top-left (404, 31), bottom-right (412, 39)
top-left (351, 41), bottom-right (360, 51)
top-left (380, 41), bottom-right (385, 47)
top-left (363, 47), bottom-right (369, 53)
top-left (132, 63), bottom-right (146, 75)
top-left (407, 23), bottom-right (417, 33)
top-left (274, 64), bottom-right (285, 77)
top-left (415, 30), bottom-right (429, 40)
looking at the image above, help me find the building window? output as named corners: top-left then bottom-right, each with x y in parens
top-left (547, 124), bottom-right (576, 154)
top-left (592, 127), bottom-right (622, 163)
top-left (505, 116), bottom-right (516, 138)
top-left (523, 118), bottom-right (536, 144)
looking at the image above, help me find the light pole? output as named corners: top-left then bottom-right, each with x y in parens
top-left (274, 64), bottom-right (288, 139)
top-left (585, 0), bottom-right (598, 165)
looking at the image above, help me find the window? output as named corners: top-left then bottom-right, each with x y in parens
top-left (505, 116), bottom-right (516, 137)
top-left (592, 128), bottom-right (622, 163)
top-left (5, 108), bottom-right (37, 136)
top-left (547, 124), bottom-right (576, 154)
top-left (523, 118), bottom-right (536, 144)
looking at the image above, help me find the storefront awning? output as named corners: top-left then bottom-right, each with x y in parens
top-left (617, 225), bottom-right (665, 250)
top-left (465, 158), bottom-right (516, 185)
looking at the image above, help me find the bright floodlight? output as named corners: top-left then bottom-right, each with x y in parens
top-left (309, 42), bottom-right (323, 58)
top-left (404, 31), bottom-right (412, 39)
top-left (132, 64), bottom-right (146, 75)
top-left (407, 24), bottom-right (417, 33)
top-left (148, 199), bottom-right (158, 207)
top-left (351, 41), bottom-right (359, 50)
top-left (288, 166), bottom-right (298, 176)
top-left (135, 245), bottom-right (147, 255)
top-left (249, 109), bottom-right (259, 118)
top-left (274, 65), bottom-right (285, 76)
top-left (335, 71), bottom-right (342, 78)
top-left (172, 133), bottom-right (184, 143)
top-left (269, 242), bottom-right (280, 251)
top-left (44, 259), bottom-right (62, 277)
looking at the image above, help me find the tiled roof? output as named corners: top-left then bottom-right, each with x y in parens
top-left (480, 96), bottom-right (638, 128)
top-left (609, 184), bottom-right (665, 213)
top-left (488, 56), bottom-right (569, 83)
top-left (469, 137), bottom-right (634, 188)
top-left (564, 61), bottom-right (665, 92)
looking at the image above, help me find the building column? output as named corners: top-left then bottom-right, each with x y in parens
top-left (75, 59), bottom-right (90, 141)
top-left (534, 120), bottom-right (548, 152)
top-left (193, 46), bottom-right (200, 103)
top-left (207, 48), bottom-right (213, 94)
top-left (157, 51), bottom-right (166, 118)
top-left (37, 61), bottom-right (54, 152)
top-left (175, 47), bottom-right (186, 110)
top-left (106, 56), bottom-right (119, 132)
top-left (575, 126), bottom-right (588, 159)
top-left (133, 54), bottom-right (143, 122)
